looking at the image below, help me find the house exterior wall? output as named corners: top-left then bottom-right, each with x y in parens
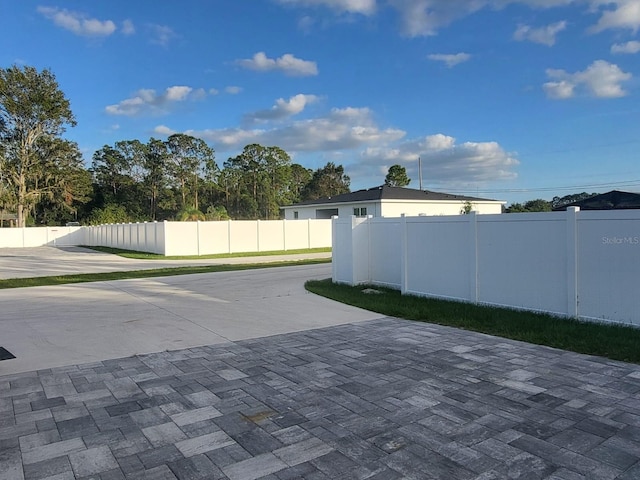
top-left (380, 200), bottom-right (502, 217)
top-left (283, 199), bottom-right (502, 219)
top-left (284, 202), bottom-right (380, 220)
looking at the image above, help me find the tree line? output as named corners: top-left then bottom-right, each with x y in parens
top-left (0, 65), bottom-right (350, 227)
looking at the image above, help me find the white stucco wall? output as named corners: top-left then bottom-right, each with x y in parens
top-left (283, 200), bottom-right (502, 219)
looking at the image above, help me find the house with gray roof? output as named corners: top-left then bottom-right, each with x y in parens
top-left (281, 185), bottom-right (505, 220)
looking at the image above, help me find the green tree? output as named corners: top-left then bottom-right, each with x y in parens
top-left (32, 138), bottom-right (92, 225)
top-left (144, 138), bottom-right (169, 220)
top-left (87, 203), bottom-right (131, 225)
top-left (177, 207), bottom-right (205, 221)
top-left (223, 144), bottom-right (292, 219)
top-left (505, 199), bottom-right (552, 213)
top-left (0, 65), bottom-right (76, 227)
top-left (552, 192), bottom-right (598, 210)
top-left (166, 133), bottom-right (216, 211)
top-left (301, 162), bottom-right (350, 201)
top-left (384, 164), bottom-right (411, 187)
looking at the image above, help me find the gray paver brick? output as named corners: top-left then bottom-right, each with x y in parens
top-left (175, 430), bottom-right (235, 457)
top-left (21, 437), bottom-right (85, 465)
top-left (68, 445), bottom-right (118, 477)
top-left (222, 452), bottom-right (287, 480)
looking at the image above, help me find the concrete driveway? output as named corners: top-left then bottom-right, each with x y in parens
top-left (0, 263), bottom-right (381, 376)
top-left (0, 246), bottom-right (331, 279)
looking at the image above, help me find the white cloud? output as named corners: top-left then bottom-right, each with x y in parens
top-left (37, 6), bottom-right (116, 37)
top-left (153, 125), bottom-right (176, 136)
top-left (591, 0), bottom-right (640, 33)
top-left (543, 80), bottom-right (575, 99)
top-left (236, 52), bottom-right (318, 76)
top-left (245, 94), bottom-right (319, 123)
top-left (427, 52), bottom-right (471, 67)
top-left (121, 19), bottom-right (135, 35)
top-left (276, 0), bottom-right (377, 15)
top-left (209, 88), bottom-right (220, 95)
top-left (360, 134), bottom-right (519, 185)
top-left (148, 24), bottom-right (177, 46)
top-left (225, 86), bottom-right (243, 94)
top-left (385, 1), bottom-right (640, 37)
top-left (105, 86), bottom-right (204, 116)
top-left (162, 106), bottom-right (404, 152)
top-left (611, 40), bottom-right (640, 53)
top-left (513, 21), bottom-right (567, 46)
top-left (544, 60), bottom-right (632, 99)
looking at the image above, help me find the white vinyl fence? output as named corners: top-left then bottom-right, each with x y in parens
top-left (0, 226), bottom-right (84, 248)
top-left (332, 208), bottom-right (640, 326)
top-left (0, 219), bottom-right (332, 256)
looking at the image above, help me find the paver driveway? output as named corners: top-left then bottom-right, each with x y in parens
top-left (2, 317), bottom-right (640, 479)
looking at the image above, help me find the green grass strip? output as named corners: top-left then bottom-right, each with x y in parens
top-left (84, 245), bottom-right (331, 260)
top-left (0, 258), bottom-right (330, 290)
top-left (305, 279), bottom-right (640, 364)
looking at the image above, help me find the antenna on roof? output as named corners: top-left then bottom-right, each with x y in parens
top-left (418, 156), bottom-right (423, 191)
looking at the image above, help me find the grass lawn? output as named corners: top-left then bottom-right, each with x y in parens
top-left (0, 258), bottom-right (330, 290)
top-left (85, 245), bottom-right (331, 260)
top-left (305, 279), bottom-right (640, 364)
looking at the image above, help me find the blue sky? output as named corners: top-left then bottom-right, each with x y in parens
top-left (3, 0), bottom-right (640, 204)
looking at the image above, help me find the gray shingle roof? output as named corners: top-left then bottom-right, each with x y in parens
top-left (552, 190), bottom-right (640, 211)
top-left (286, 185), bottom-right (501, 207)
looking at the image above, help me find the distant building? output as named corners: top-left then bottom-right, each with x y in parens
top-left (553, 190), bottom-right (640, 211)
top-left (281, 185), bottom-right (505, 220)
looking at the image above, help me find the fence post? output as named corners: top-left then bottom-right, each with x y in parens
top-left (331, 216), bottom-right (339, 283)
top-left (400, 214), bottom-right (408, 294)
top-left (197, 220), bottom-right (201, 256)
top-left (469, 211), bottom-right (478, 303)
top-left (257, 220), bottom-right (261, 252)
top-left (566, 207), bottom-right (580, 318)
top-left (282, 219), bottom-right (287, 251)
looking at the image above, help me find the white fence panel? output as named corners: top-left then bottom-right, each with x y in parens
top-left (477, 213), bottom-right (568, 314)
top-left (258, 221), bottom-right (285, 252)
top-left (369, 218), bottom-right (402, 288)
top-left (229, 221), bottom-right (259, 253)
top-left (284, 220), bottom-right (309, 250)
top-left (333, 209), bottom-right (640, 325)
top-left (198, 221), bottom-right (230, 255)
top-left (576, 210), bottom-right (640, 323)
top-left (309, 220), bottom-right (332, 249)
top-left (405, 216), bottom-right (473, 301)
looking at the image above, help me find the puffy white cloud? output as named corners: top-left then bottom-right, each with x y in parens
top-left (105, 86), bottom-right (204, 116)
top-left (236, 52), bottom-right (318, 76)
top-left (543, 80), bottom-right (575, 99)
top-left (611, 40), bottom-right (640, 53)
top-left (591, 0), bottom-right (640, 33)
top-left (153, 125), bottom-right (176, 136)
top-left (245, 94), bottom-right (319, 122)
top-left (543, 60), bottom-right (632, 99)
top-left (276, 0), bottom-right (377, 15)
top-left (37, 6), bottom-right (116, 37)
top-left (163, 106), bottom-right (404, 152)
top-left (427, 52), bottom-right (471, 67)
top-left (359, 134), bottom-right (519, 185)
top-left (225, 86), bottom-right (243, 94)
top-left (513, 21), bottom-right (567, 46)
